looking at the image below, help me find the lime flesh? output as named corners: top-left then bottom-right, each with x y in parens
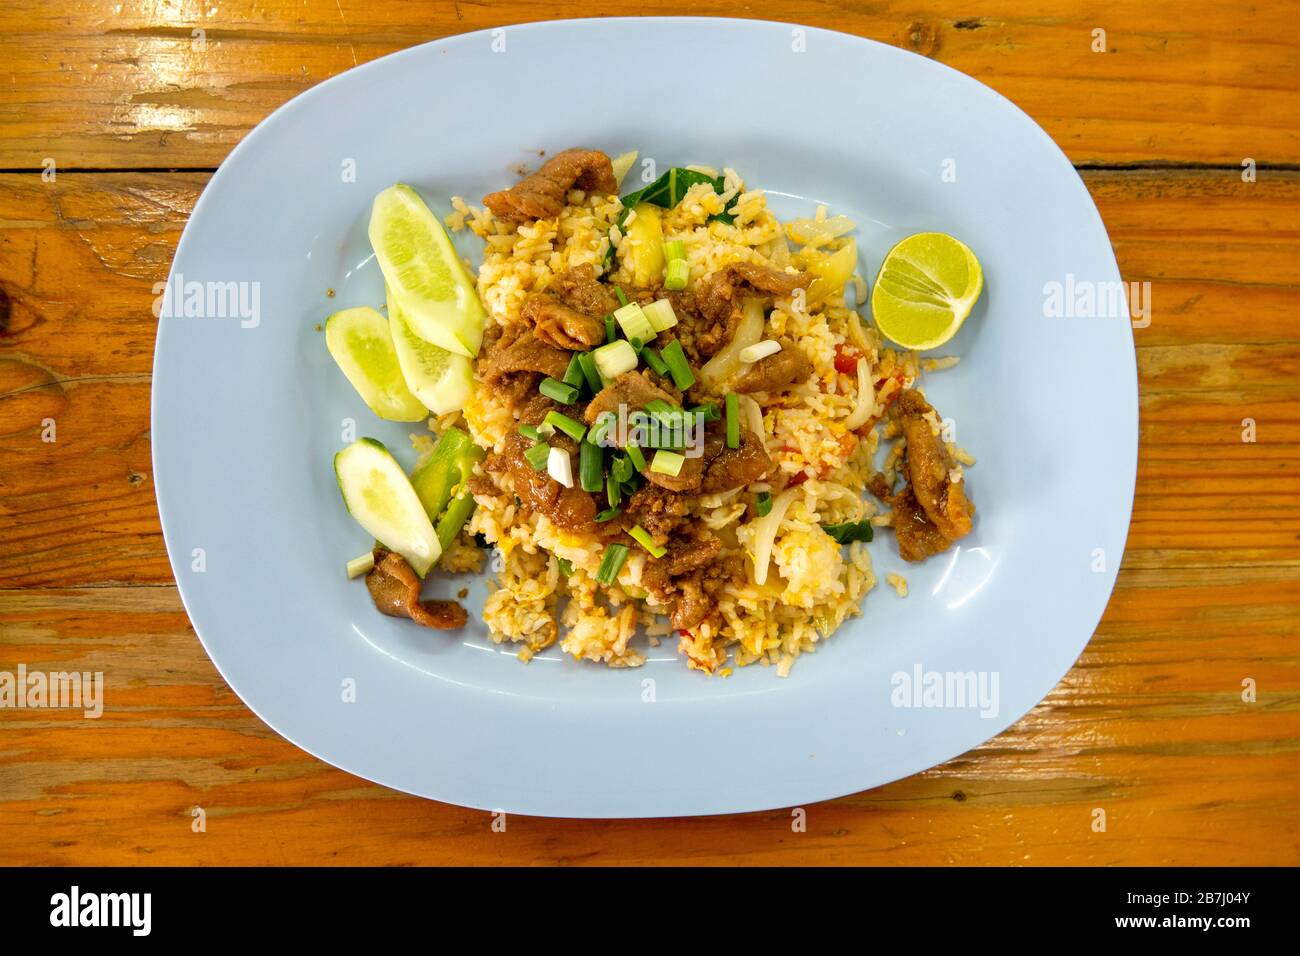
top-left (871, 232), bottom-right (983, 351)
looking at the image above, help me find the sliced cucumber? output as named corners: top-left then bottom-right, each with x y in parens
top-left (388, 287), bottom-right (476, 414)
top-left (325, 306), bottom-right (427, 422)
top-left (369, 184), bottom-right (485, 358)
top-left (335, 438), bottom-right (441, 577)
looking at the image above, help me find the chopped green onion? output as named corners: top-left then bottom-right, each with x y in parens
top-left (663, 239), bottom-right (686, 261)
top-left (614, 287), bottom-right (629, 307)
top-left (613, 301), bottom-right (656, 343)
top-left (644, 398), bottom-right (675, 415)
top-left (661, 339), bottom-right (696, 390)
top-left (557, 558), bottom-right (573, 576)
top-left (651, 449), bottom-right (686, 477)
top-left (689, 402), bottom-right (721, 423)
top-left (641, 346), bottom-right (669, 376)
top-left (629, 525), bottom-right (666, 559)
top-left (539, 377), bottom-right (579, 404)
top-left (562, 353), bottom-right (586, 389)
top-left (611, 454), bottom-right (633, 485)
top-left (604, 314), bottom-right (616, 343)
top-left (626, 441), bottom-right (647, 473)
top-left (346, 551), bottom-right (375, 579)
top-left (595, 505), bottom-right (622, 522)
top-left (822, 520), bottom-right (875, 544)
top-left (518, 424), bottom-right (544, 441)
top-left (579, 440), bottom-right (604, 492)
top-left (595, 543), bottom-right (630, 584)
top-left (578, 351), bottom-right (603, 392)
top-left (642, 298), bottom-right (679, 332)
top-left (589, 412), bottom-right (616, 447)
top-left (524, 441), bottom-right (551, 471)
top-left (725, 393), bottom-right (740, 448)
top-left (606, 474), bottom-right (621, 509)
top-left (593, 339), bottom-right (639, 381)
top-left (649, 409), bottom-right (690, 432)
top-left (755, 490), bottom-right (773, 517)
top-left (543, 410), bottom-right (587, 443)
top-left (664, 258), bottom-right (689, 291)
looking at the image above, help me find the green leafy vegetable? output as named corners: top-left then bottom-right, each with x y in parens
top-left (822, 520), bottom-right (875, 544)
top-left (618, 168), bottom-right (734, 228)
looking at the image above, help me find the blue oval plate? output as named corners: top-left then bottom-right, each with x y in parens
top-left (153, 18), bottom-right (1137, 817)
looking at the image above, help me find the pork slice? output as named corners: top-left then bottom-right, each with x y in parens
top-left (479, 329), bottom-right (572, 390)
top-left (896, 389), bottom-right (972, 541)
top-left (692, 263), bottom-right (813, 357)
top-left (520, 264), bottom-right (618, 350)
top-left (583, 371), bottom-right (676, 425)
top-left (497, 395), bottom-right (600, 534)
top-left (482, 148), bottom-right (617, 223)
top-left (734, 344), bottom-right (814, 393)
top-left (521, 294), bottom-right (604, 350)
top-left (889, 484), bottom-right (955, 563)
top-left (623, 484), bottom-right (691, 538)
top-left (699, 425), bottom-right (772, 494)
top-left (365, 550), bottom-right (468, 629)
top-left (550, 263), bottom-right (620, 317)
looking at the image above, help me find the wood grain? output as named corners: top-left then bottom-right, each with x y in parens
top-left (0, 1), bottom-right (1297, 169)
top-left (1, 1), bottom-right (1298, 866)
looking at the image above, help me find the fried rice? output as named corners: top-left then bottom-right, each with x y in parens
top-left (446, 164), bottom-right (962, 676)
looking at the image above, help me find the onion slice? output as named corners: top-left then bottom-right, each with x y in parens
top-left (738, 394), bottom-right (765, 446)
top-left (547, 447), bottom-right (574, 488)
top-left (842, 357), bottom-right (875, 430)
top-left (750, 488), bottom-right (799, 586)
top-left (698, 298), bottom-right (764, 391)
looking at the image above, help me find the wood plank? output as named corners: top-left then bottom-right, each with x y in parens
top-left (0, 1), bottom-right (1296, 168)
top-left (1, 163), bottom-right (1297, 863)
top-left (0, 576), bottom-right (1294, 865)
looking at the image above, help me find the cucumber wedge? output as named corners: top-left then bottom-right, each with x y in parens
top-left (369, 184), bottom-right (485, 358)
top-left (410, 426), bottom-right (485, 524)
top-left (387, 286), bottom-right (476, 415)
top-left (435, 489), bottom-right (476, 554)
top-left (325, 306), bottom-right (427, 422)
top-left (335, 438), bottom-right (441, 577)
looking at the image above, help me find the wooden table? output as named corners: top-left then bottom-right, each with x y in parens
top-left (2, 1), bottom-right (1297, 866)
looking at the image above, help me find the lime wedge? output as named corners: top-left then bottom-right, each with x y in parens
top-left (334, 438), bottom-right (441, 577)
top-left (388, 287), bottom-right (475, 415)
top-left (325, 306), bottom-right (427, 422)
top-left (870, 232), bottom-right (983, 350)
top-left (368, 184), bottom-right (485, 358)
